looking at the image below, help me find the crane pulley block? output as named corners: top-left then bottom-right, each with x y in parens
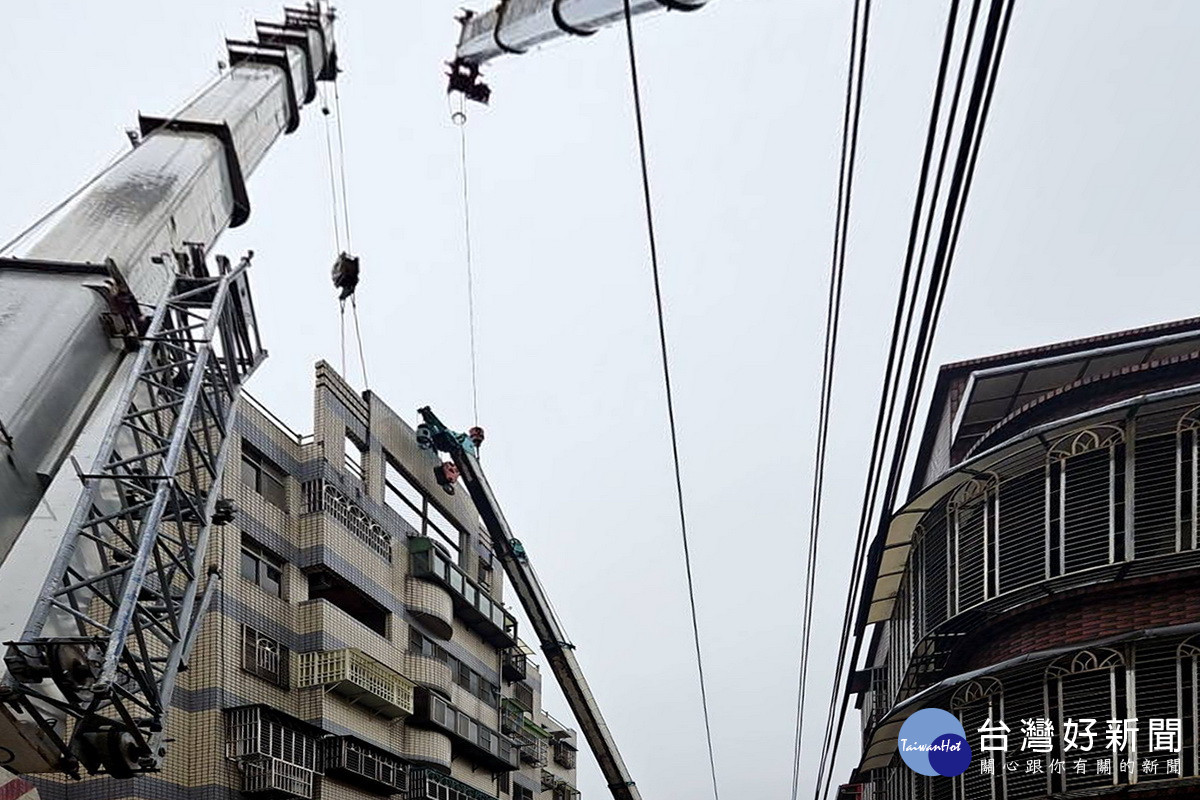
top-left (331, 252), bottom-right (360, 299)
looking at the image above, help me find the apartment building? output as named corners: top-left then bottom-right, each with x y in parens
top-left (853, 317), bottom-right (1200, 798)
top-left (29, 361), bottom-right (580, 800)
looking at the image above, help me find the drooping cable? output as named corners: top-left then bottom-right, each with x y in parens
top-left (455, 104), bottom-right (481, 425)
top-left (788, 1), bottom-right (871, 798)
top-left (810, 2), bottom-right (1016, 796)
top-left (620, 3), bottom-right (720, 798)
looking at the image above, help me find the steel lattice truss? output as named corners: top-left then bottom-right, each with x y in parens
top-left (3, 253), bottom-right (263, 777)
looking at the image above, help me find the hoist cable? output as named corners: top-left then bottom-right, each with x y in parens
top-left (333, 80), bottom-right (354, 251)
top-left (457, 112), bottom-right (481, 425)
top-left (789, 1), bottom-right (871, 798)
top-left (351, 294), bottom-right (370, 389)
top-left (320, 83), bottom-right (343, 254)
top-left (620, 3), bottom-right (720, 798)
top-left (339, 299), bottom-right (347, 377)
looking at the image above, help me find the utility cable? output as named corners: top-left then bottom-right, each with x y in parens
top-left (811, 2), bottom-right (1016, 796)
top-left (789, 1), bottom-right (871, 798)
top-left (620, 3), bottom-right (720, 798)
top-left (455, 106), bottom-right (481, 425)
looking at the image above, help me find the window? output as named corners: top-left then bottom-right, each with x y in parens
top-left (477, 553), bottom-right (493, 590)
top-left (513, 786), bottom-right (533, 800)
top-left (1046, 648), bottom-right (1128, 793)
top-left (951, 678), bottom-right (1003, 800)
top-left (241, 537), bottom-right (284, 597)
top-left (385, 459), bottom-right (427, 535)
top-left (241, 440), bottom-right (287, 509)
top-left (344, 430), bottom-right (364, 480)
top-left (949, 476), bottom-right (998, 612)
top-left (241, 626), bottom-right (289, 687)
top-left (498, 772), bottom-right (510, 795)
top-left (1047, 426), bottom-right (1126, 576)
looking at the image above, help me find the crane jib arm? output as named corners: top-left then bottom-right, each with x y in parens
top-left (416, 408), bottom-right (644, 800)
top-left (0, 6), bottom-right (335, 575)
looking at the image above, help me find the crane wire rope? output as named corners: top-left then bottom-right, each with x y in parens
top-left (810, 1), bottom-right (1015, 796)
top-left (454, 101), bottom-right (481, 425)
top-left (788, 1), bottom-right (871, 797)
top-left (326, 77), bottom-right (370, 389)
top-left (619, 3), bottom-right (720, 798)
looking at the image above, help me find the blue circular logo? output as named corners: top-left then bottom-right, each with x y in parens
top-left (897, 708), bottom-right (973, 777)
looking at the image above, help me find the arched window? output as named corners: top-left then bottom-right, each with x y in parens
top-left (918, 506), bottom-right (950, 633)
top-left (1047, 426), bottom-right (1126, 576)
top-left (1178, 637), bottom-right (1200, 776)
top-left (952, 678), bottom-right (1004, 800)
top-left (1178, 410), bottom-right (1200, 551)
top-left (949, 476), bottom-right (998, 613)
top-left (1045, 647), bottom-right (1128, 793)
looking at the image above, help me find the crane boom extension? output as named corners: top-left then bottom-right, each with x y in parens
top-left (417, 409), bottom-right (643, 800)
top-left (449, 0), bottom-right (708, 103)
top-left (456, 0), bottom-right (706, 67)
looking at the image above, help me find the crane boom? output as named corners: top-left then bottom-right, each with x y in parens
top-left (0, 6), bottom-right (335, 570)
top-left (417, 409), bottom-right (643, 800)
top-left (456, 0), bottom-right (706, 67)
top-left (0, 5), bottom-right (335, 777)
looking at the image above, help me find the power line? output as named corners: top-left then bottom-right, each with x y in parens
top-left (811, 1), bottom-right (1017, 796)
top-left (619, 3), bottom-right (720, 799)
top-left (789, 1), bottom-right (871, 798)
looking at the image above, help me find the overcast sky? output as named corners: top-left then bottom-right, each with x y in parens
top-left (5, 2), bottom-right (1200, 798)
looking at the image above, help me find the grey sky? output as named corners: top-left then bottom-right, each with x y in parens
top-left (4, 2), bottom-right (1200, 798)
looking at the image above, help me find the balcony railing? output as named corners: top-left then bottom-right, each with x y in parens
top-left (406, 768), bottom-right (498, 800)
top-left (226, 706), bottom-right (319, 799)
top-left (553, 740), bottom-right (577, 770)
top-left (414, 687), bottom-right (518, 772)
top-left (297, 648), bottom-right (415, 718)
top-left (241, 755), bottom-right (316, 798)
top-left (321, 736), bottom-right (408, 794)
top-left (502, 648), bottom-right (527, 682)
top-left (302, 479), bottom-right (392, 561)
top-left (409, 537), bottom-right (518, 647)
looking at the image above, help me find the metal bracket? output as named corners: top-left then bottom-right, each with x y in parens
top-left (255, 21), bottom-right (317, 102)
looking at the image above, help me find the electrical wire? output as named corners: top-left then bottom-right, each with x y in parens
top-left (788, 1), bottom-right (871, 797)
top-left (619, 3), bottom-right (720, 798)
top-left (810, 2), bottom-right (1016, 796)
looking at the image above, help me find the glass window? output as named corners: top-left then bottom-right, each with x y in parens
top-left (241, 536), bottom-right (284, 598)
top-left (241, 440), bottom-right (287, 510)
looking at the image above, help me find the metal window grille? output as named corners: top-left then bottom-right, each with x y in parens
top-left (407, 767), bottom-right (500, 800)
top-left (241, 626), bottom-right (290, 687)
top-left (226, 707), bottom-right (317, 798)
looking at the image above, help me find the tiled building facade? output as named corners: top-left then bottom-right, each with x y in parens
top-left (30, 362), bottom-right (580, 800)
top-left (853, 318), bottom-right (1200, 799)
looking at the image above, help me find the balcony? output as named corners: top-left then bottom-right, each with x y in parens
top-left (297, 648), bottom-right (415, 718)
top-left (226, 706), bottom-right (319, 799)
top-left (553, 739), bottom-right (577, 770)
top-left (552, 783), bottom-right (581, 800)
top-left (408, 768), bottom-right (499, 800)
top-left (413, 687), bottom-right (518, 772)
top-left (520, 736), bottom-right (549, 767)
top-left (502, 648), bottom-right (527, 682)
top-left (321, 736), bottom-right (407, 794)
top-left (409, 537), bottom-right (518, 648)
top-left (241, 755), bottom-right (315, 798)
top-left (301, 479), bottom-right (392, 562)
